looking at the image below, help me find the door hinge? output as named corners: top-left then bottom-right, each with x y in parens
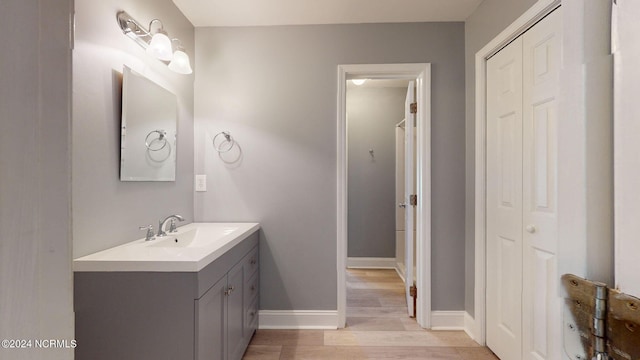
top-left (562, 274), bottom-right (640, 360)
top-left (409, 194), bottom-right (417, 206)
top-left (410, 284), bottom-right (417, 319)
top-left (410, 102), bottom-right (417, 114)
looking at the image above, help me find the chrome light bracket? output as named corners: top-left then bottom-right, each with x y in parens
top-left (117, 11), bottom-right (153, 51)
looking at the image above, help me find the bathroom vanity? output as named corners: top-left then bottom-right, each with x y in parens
top-left (73, 223), bottom-right (260, 360)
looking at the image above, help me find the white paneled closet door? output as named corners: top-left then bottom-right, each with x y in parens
top-left (521, 9), bottom-right (561, 360)
top-left (486, 8), bottom-right (561, 360)
top-left (486, 35), bottom-right (524, 360)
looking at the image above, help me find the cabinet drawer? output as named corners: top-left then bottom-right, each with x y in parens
top-left (245, 297), bottom-right (259, 334)
top-left (245, 272), bottom-right (259, 304)
top-left (244, 246), bottom-right (259, 277)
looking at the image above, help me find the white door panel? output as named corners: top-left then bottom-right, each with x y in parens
top-left (396, 126), bottom-right (406, 274)
top-left (487, 36), bottom-right (523, 360)
top-left (522, 9), bottom-right (561, 360)
top-left (404, 81), bottom-right (416, 317)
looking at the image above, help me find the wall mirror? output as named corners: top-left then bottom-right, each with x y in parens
top-left (120, 66), bottom-right (177, 181)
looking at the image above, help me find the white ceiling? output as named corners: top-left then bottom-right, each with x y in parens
top-left (172, 0), bottom-right (483, 27)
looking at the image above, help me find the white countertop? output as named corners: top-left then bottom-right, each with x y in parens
top-left (73, 222), bottom-right (260, 272)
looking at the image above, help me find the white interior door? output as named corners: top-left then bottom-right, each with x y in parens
top-left (521, 9), bottom-right (561, 360)
top-left (404, 81), bottom-right (416, 318)
top-left (486, 9), bottom-right (561, 360)
top-left (395, 125), bottom-right (406, 277)
top-left (486, 36), bottom-right (524, 360)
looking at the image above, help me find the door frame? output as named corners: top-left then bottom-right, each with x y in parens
top-left (473, 0), bottom-right (561, 344)
top-left (337, 63), bottom-right (431, 328)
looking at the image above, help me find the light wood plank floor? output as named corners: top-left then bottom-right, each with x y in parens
top-left (243, 269), bottom-right (499, 359)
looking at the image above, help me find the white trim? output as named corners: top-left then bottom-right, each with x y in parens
top-left (337, 63), bottom-right (431, 329)
top-left (463, 311), bottom-right (479, 343)
top-left (395, 262), bottom-right (407, 282)
top-left (430, 311), bottom-right (466, 331)
top-left (347, 257), bottom-right (396, 269)
top-left (473, 0), bottom-right (561, 346)
top-left (258, 310), bottom-right (338, 330)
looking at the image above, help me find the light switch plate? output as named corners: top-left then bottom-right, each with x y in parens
top-left (195, 175), bottom-right (207, 192)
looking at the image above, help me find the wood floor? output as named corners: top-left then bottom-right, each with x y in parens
top-left (242, 269), bottom-right (498, 359)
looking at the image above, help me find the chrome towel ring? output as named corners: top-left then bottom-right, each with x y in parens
top-left (212, 131), bottom-right (236, 153)
top-left (145, 130), bottom-right (168, 151)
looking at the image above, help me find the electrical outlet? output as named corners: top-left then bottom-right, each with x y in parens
top-left (195, 175), bottom-right (207, 192)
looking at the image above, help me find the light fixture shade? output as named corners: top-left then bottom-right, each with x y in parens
top-left (168, 50), bottom-right (193, 74)
top-left (352, 79), bottom-right (367, 86)
top-left (146, 31), bottom-right (173, 61)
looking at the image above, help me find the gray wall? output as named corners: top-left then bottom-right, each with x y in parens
top-left (73, 0), bottom-right (195, 257)
top-left (463, 0), bottom-right (537, 316)
top-left (194, 22), bottom-right (466, 311)
top-left (347, 86), bottom-right (405, 258)
top-left (0, 0), bottom-right (74, 358)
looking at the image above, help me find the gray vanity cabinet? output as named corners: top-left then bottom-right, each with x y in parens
top-left (74, 231), bottom-right (259, 360)
top-left (196, 277), bottom-right (226, 360)
top-left (197, 246), bottom-right (259, 360)
top-left (226, 261), bottom-right (246, 360)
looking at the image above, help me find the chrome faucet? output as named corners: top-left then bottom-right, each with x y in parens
top-left (139, 225), bottom-right (156, 241)
top-left (157, 215), bottom-right (185, 237)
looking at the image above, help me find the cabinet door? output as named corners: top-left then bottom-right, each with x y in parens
top-left (227, 261), bottom-right (245, 360)
top-left (196, 277), bottom-right (227, 360)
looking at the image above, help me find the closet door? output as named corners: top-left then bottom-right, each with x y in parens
top-left (521, 9), bottom-right (561, 360)
top-left (486, 36), bottom-right (524, 360)
top-left (486, 8), bottom-right (561, 360)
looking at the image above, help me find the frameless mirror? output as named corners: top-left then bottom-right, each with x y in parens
top-left (120, 66), bottom-right (177, 181)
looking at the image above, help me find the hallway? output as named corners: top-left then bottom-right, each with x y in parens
top-left (242, 269), bottom-right (498, 359)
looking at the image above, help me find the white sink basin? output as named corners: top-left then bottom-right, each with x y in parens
top-left (73, 222), bottom-right (260, 272)
top-left (147, 227), bottom-right (237, 248)
top-left (147, 228), bottom-right (200, 248)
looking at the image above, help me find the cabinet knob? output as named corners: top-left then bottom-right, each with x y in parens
top-left (250, 258), bottom-right (257, 265)
top-left (225, 285), bottom-right (234, 296)
top-left (525, 224), bottom-right (537, 234)
top-left (250, 285), bottom-right (255, 291)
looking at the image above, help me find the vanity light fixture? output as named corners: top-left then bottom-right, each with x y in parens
top-left (116, 11), bottom-right (192, 74)
top-left (168, 40), bottom-right (193, 75)
top-left (146, 20), bottom-right (173, 61)
top-left (351, 79), bottom-right (367, 86)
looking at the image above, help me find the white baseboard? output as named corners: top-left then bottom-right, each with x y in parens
top-left (430, 311), bottom-right (466, 331)
top-left (257, 309), bottom-right (478, 338)
top-left (395, 262), bottom-right (406, 282)
top-left (258, 310), bottom-right (338, 330)
top-left (463, 311), bottom-right (480, 343)
top-left (347, 257), bottom-right (396, 269)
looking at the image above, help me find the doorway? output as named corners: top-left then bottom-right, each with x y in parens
top-left (337, 63), bottom-right (431, 329)
top-left (345, 78), bottom-right (415, 320)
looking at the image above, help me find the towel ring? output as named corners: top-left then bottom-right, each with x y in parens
top-left (212, 131), bottom-right (235, 153)
top-left (145, 130), bottom-right (168, 151)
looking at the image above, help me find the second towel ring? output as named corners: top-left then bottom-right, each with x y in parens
top-left (212, 131), bottom-right (236, 153)
top-left (145, 130), bottom-right (168, 151)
